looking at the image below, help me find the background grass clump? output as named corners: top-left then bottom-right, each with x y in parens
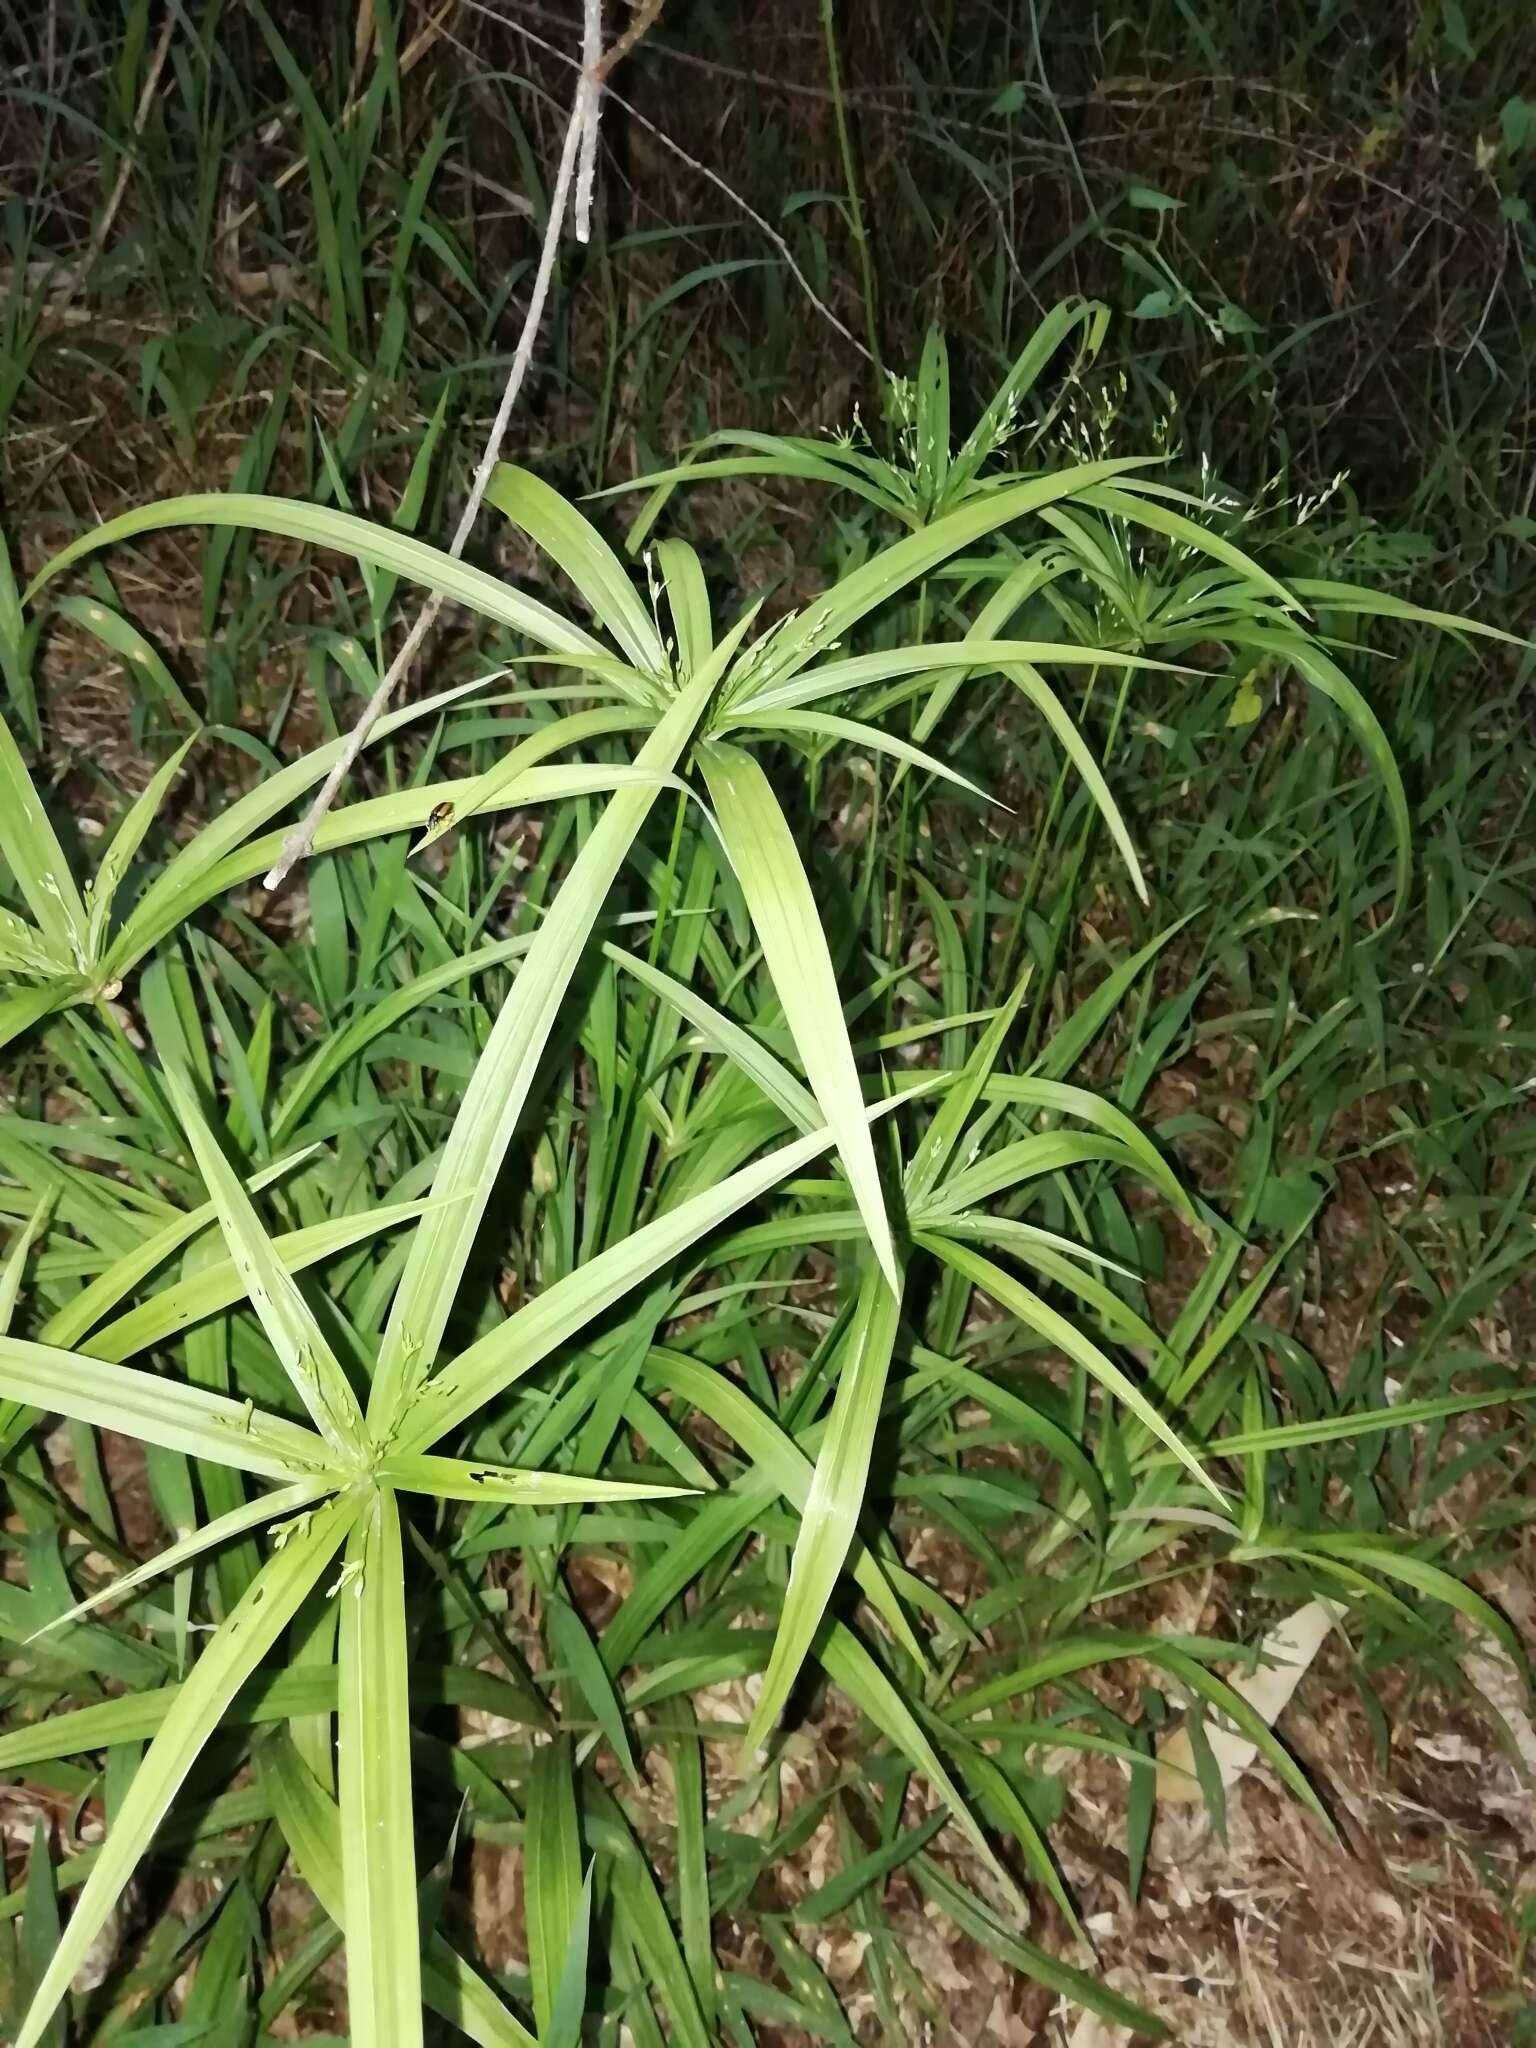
top-left (0, 2), bottom-right (1533, 2042)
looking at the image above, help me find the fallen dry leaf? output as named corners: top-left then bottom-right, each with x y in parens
top-left (1157, 1598), bottom-right (1344, 1801)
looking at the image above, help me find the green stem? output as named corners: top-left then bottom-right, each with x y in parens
top-left (819, 0), bottom-right (883, 386)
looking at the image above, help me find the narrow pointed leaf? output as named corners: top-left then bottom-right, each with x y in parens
top-left (746, 1264), bottom-right (902, 1749)
top-left (0, 982), bottom-right (73, 1056)
top-left (1005, 661), bottom-right (1148, 902)
top-left (338, 1487), bottom-right (422, 2046)
top-left (201, 766), bottom-right (680, 919)
top-left (645, 1348), bottom-right (924, 1662)
top-left (369, 664), bottom-right (723, 1430)
top-left (734, 709), bottom-right (993, 801)
top-left (27, 1479), bottom-right (327, 1636)
top-left (1293, 1537), bottom-right (1529, 1681)
top-left (106, 675), bottom-right (498, 976)
top-left (912, 1852), bottom-right (1163, 2035)
top-left (85, 736), bottom-right (198, 956)
top-left (654, 540), bottom-right (712, 670)
top-left (819, 1622), bottom-right (1022, 1906)
top-left (20, 1817), bottom-right (64, 2048)
top-left (603, 943), bottom-right (820, 1133)
top-left (525, 1738), bottom-right (584, 2040)
top-left (401, 1104), bottom-right (907, 1457)
top-left (1155, 1643), bottom-right (1335, 1833)
top-left (0, 712), bottom-right (87, 959)
top-left (748, 458), bottom-right (1157, 699)
top-left (379, 1451), bottom-right (692, 1506)
top-left (410, 708), bottom-right (647, 853)
top-left (904, 1341), bottom-right (1106, 1540)
top-left (26, 494), bottom-right (602, 656)
top-left (920, 1234), bottom-right (1221, 1503)
top-left (699, 741), bottom-right (897, 1292)
top-left (1229, 623), bottom-right (1410, 926)
top-left (1078, 479), bottom-right (1300, 609)
top-left (487, 465), bottom-right (664, 674)
top-left (86, 1200), bottom-right (430, 1364)
top-left (0, 1192), bottom-right (53, 1335)
top-left (0, 1337), bottom-right (333, 1480)
top-left (13, 1496), bottom-right (355, 2048)
top-left (978, 1073), bottom-right (1191, 1216)
top-left (272, 941), bottom-right (530, 1143)
top-left (585, 1783), bottom-right (710, 2048)
top-left (162, 1064), bottom-right (364, 1458)
top-left (922, 1130), bottom-right (1140, 1220)
top-left (27, 1150), bottom-right (316, 1360)
top-left (950, 297), bottom-right (1110, 490)
top-left (1289, 578), bottom-right (1524, 643)
top-left (735, 634), bottom-right (1165, 719)
top-left (905, 970), bottom-right (1031, 1203)
top-left (265, 1729), bottom-right (537, 2046)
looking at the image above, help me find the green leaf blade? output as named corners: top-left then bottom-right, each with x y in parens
top-left (338, 1486), bottom-right (423, 2047)
top-left (745, 1263), bottom-right (902, 1750)
top-left (13, 1494), bottom-right (355, 2048)
top-left (698, 741), bottom-right (898, 1294)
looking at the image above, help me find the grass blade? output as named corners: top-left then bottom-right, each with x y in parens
top-left (747, 458), bottom-right (1157, 700)
top-left (264, 1730), bottom-right (537, 2047)
top-left (85, 735), bottom-right (197, 957)
top-left (338, 1486), bottom-right (422, 2046)
top-left (1004, 661), bottom-right (1148, 903)
top-left (13, 1495), bottom-right (354, 2048)
top-left (734, 709), bottom-right (993, 801)
top-left (654, 540), bottom-right (712, 669)
top-left (86, 1200), bottom-right (432, 1366)
top-left (920, 1233), bottom-right (1222, 1503)
top-left (487, 465), bottom-right (664, 675)
top-left (906, 970), bottom-right (1031, 1204)
top-left (25, 495), bottom-right (602, 658)
top-left (401, 1111), bottom-right (885, 1456)
top-left (745, 1263), bottom-right (902, 1750)
top-left (161, 1064), bottom-right (365, 1459)
top-left (525, 1738), bottom-right (584, 2040)
top-left (380, 1451), bottom-right (692, 1505)
top-left (1231, 623), bottom-right (1411, 927)
top-left (0, 1192), bottom-right (53, 1335)
top-left (647, 1347), bottom-right (925, 1662)
top-left (0, 1337), bottom-right (333, 1480)
top-left (104, 677), bottom-right (495, 977)
top-left (819, 1622), bottom-right (1021, 1905)
top-left (369, 666), bottom-right (720, 1430)
top-left (0, 711), bottom-right (86, 961)
top-left (699, 741), bottom-right (898, 1293)
top-left (26, 1479), bottom-right (328, 1636)
top-left (603, 943), bottom-right (820, 1132)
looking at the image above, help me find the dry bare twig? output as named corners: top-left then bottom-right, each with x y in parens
top-left (482, 0), bottom-right (875, 363)
top-left (264, 0), bottom-right (665, 891)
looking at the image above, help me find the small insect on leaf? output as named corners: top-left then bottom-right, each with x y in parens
top-left (411, 800), bottom-right (457, 859)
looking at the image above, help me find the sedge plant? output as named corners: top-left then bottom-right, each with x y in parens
top-left (0, 347), bottom-right (1525, 2038)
